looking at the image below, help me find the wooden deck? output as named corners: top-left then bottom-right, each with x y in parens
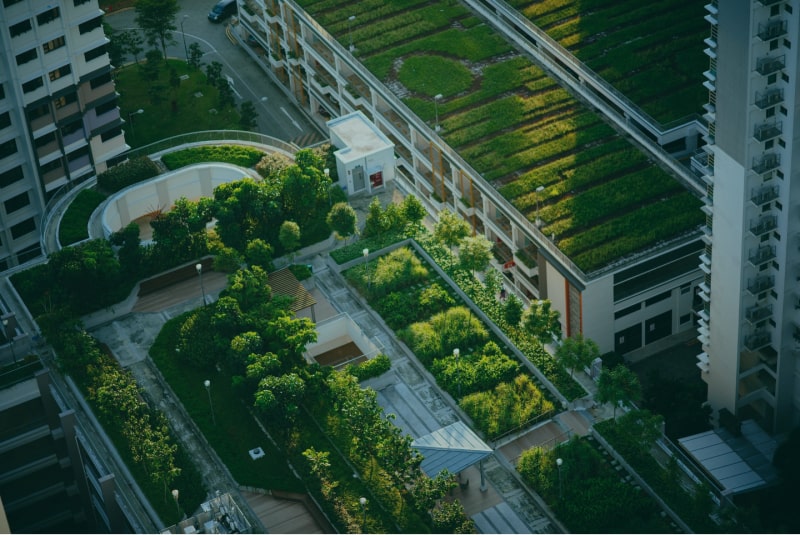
top-left (241, 490), bottom-right (329, 534)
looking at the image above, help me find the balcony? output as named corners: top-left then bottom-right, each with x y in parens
top-left (755, 88), bottom-right (783, 109)
top-left (750, 185), bottom-right (779, 206)
top-left (756, 55), bottom-right (785, 75)
top-left (749, 215), bottom-right (778, 237)
top-left (752, 152), bottom-right (780, 174)
top-left (747, 275), bottom-right (774, 295)
top-left (757, 0), bottom-right (783, 5)
top-left (757, 19), bottom-right (787, 41)
top-left (744, 329), bottom-right (771, 351)
top-left (690, 150), bottom-right (712, 178)
top-left (753, 120), bottom-right (782, 142)
top-left (748, 245), bottom-right (776, 266)
top-left (745, 303), bottom-right (772, 324)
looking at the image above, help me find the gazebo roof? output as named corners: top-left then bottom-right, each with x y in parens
top-left (412, 421), bottom-right (493, 477)
top-left (268, 267), bottom-right (316, 313)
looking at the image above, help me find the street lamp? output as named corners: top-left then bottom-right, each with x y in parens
top-left (180, 15), bottom-right (189, 63)
top-left (171, 489), bottom-right (181, 518)
top-left (434, 93), bottom-right (443, 132)
top-left (196, 263), bottom-right (207, 305)
top-left (2, 319), bottom-right (16, 364)
top-left (362, 248), bottom-right (370, 289)
top-left (347, 15), bottom-right (356, 52)
top-left (453, 348), bottom-right (460, 397)
top-left (359, 496), bottom-right (367, 530)
top-left (204, 379), bottom-right (216, 426)
top-left (535, 185), bottom-right (545, 228)
top-left (127, 108), bottom-right (144, 140)
top-left (556, 457), bottom-right (563, 500)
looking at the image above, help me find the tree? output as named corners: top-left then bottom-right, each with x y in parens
top-left (433, 209), bottom-right (470, 252)
top-left (556, 334), bottom-right (600, 378)
top-left (523, 300), bottom-right (562, 345)
top-left (134, 0), bottom-right (179, 61)
top-left (104, 23), bottom-right (126, 68)
top-left (244, 238), bottom-right (274, 270)
top-left (362, 197), bottom-right (390, 239)
top-left (205, 61), bottom-right (223, 88)
top-left (278, 220), bottom-right (301, 261)
top-left (327, 202), bottom-right (357, 243)
top-left (122, 29), bottom-right (145, 65)
top-left (596, 364), bottom-right (642, 418)
top-left (239, 100), bottom-right (259, 130)
top-left (169, 67), bottom-right (181, 109)
top-left (432, 500), bottom-right (475, 534)
top-left (213, 178), bottom-right (281, 251)
top-left (458, 234), bottom-right (492, 275)
top-left (401, 194), bottom-right (426, 235)
top-left (187, 42), bottom-right (203, 70)
top-left (503, 293), bottom-right (524, 327)
top-left (139, 49), bottom-right (162, 82)
top-left (217, 78), bottom-right (235, 109)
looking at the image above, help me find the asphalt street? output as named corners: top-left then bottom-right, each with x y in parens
top-left (105, 1), bottom-right (326, 146)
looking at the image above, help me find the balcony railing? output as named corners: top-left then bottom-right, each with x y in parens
top-left (749, 215), bottom-right (778, 236)
top-left (756, 55), bottom-right (785, 75)
top-left (755, 88), bottom-right (783, 109)
top-left (757, 0), bottom-right (783, 5)
top-left (745, 303), bottom-right (772, 324)
top-left (748, 245), bottom-right (776, 266)
top-left (752, 152), bottom-right (780, 174)
top-left (754, 121), bottom-right (782, 142)
top-left (750, 185), bottom-right (779, 205)
top-left (747, 275), bottom-right (774, 295)
top-left (757, 20), bottom-right (787, 41)
top-left (744, 330), bottom-right (771, 351)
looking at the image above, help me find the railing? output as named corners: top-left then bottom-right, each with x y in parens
top-left (122, 130), bottom-right (299, 161)
top-left (747, 275), bottom-right (774, 295)
top-left (749, 215), bottom-right (777, 236)
top-left (757, 20), bottom-right (787, 41)
top-left (754, 88), bottom-right (783, 109)
top-left (752, 152), bottom-right (780, 174)
top-left (744, 329), bottom-right (771, 351)
top-left (753, 121), bottom-right (782, 142)
top-left (745, 303), bottom-right (772, 323)
top-left (756, 55), bottom-right (785, 75)
top-left (748, 245), bottom-right (776, 266)
top-left (750, 185), bottom-right (779, 205)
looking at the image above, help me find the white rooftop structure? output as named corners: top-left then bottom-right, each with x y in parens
top-left (327, 111), bottom-right (395, 195)
top-left (412, 421), bottom-right (493, 477)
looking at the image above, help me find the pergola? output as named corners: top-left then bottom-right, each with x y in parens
top-left (268, 267), bottom-right (317, 320)
top-left (412, 421), bottom-right (493, 491)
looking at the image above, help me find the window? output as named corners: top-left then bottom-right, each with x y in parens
top-left (84, 44), bottom-right (107, 62)
top-left (770, 4), bottom-right (780, 16)
top-left (614, 303), bottom-right (641, 320)
top-left (36, 7), bottom-right (60, 26)
top-left (0, 112), bottom-right (10, 130)
top-left (78, 16), bottom-right (102, 34)
top-left (43, 36), bottom-right (65, 53)
top-left (40, 158), bottom-right (62, 174)
top-left (766, 107), bottom-right (775, 118)
top-left (34, 132), bottom-right (56, 149)
top-left (95, 100), bottom-right (116, 116)
top-left (784, 39), bottom-right (791, 49)
top-left (10, 218), bottom-right (35, 239)
top-left (3, 0), bottom-right (24, 7)
top-left (770, 39), bottom-right (779, 51)
top-left (89, 72), bottom-right (112, 89)
top-left (10, 19), bottom-right (32, 37)
top-left (74, 0), bottom-right (91, 5)
top-left (768, 73), bottom-right (777, 84)
top-left (49, 64), bottom-right (71, 82)
top-left (782, 73), bottom-right (789, 83)
top-left (61, 120), bottom-right (83, 137)
top-left (645, 290), bottom-right (671, 307)
top-left (0, 139), bottom-right (18, 159)
top-left (0, 84), bottom-right (5, 100)
top-left (100, 126), bottom-right (122, 142)
top-left (22, 76), bottom-right (44, 93)
top-left (54, 92), bottom-right (78, 109)
top-left (15, 48), bottom-right (38, 66)
top-left (765, 140), bottom-right (774, 149)
top-left (680, 314), bottom-right (691, 325)
top-left (778, 138), bottom-right (785, 148)
top-left (775, 201), bottom-right (782, 211)
top-left (0, 166), bottom-right (24, 188)
top-left (786, 4), bottom-right (793, 13)
top-left (780, 106), bottom-right (787, 116)
top-left (4, 192), bottom-right (30, 214)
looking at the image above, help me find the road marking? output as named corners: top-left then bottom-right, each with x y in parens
top-left (225, 75), bottom-right (242, 99)
top-left (281, 107), bottom-right (302, 131)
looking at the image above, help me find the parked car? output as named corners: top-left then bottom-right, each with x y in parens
top-left (208, 0), bottom-right (236, 22)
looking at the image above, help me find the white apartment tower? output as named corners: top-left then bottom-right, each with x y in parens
top-left (699, 0), bottom-right (800, 433)
top-left (0, 0), bottom-right (127, 270)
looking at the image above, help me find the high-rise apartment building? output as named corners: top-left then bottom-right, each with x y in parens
top-left (0, 0), bottom-right (127, 271)
top-left (698, 0), bottom-right (799, 434)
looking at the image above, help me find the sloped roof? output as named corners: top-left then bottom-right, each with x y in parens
top-left (268, 268), bottom-right (316, 313)
top-left (412, 421), bottom-right (493, 477)
top-left (679, 429), bottom-right (765, 495)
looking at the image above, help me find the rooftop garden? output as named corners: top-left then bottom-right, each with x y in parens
top-left (508, 0), bottom-right (708, 125)
top-left (298, 0), bottom-right (704, 274)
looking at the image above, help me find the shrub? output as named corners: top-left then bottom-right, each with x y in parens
top-left (59, 188), bottom-right (107, 246)
top-left (97, 156), bottom-right (160, 193)
top-left (371, 247), bottom-right (429, 294)
top-left (431, 341), bottom-right (520, 397)
top-left (345, 353), bottom-right (391, 381)
top-left (161, 145), bottom-right (265, 170)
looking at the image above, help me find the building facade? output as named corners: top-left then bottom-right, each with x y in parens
top-left (0, 0), bottom-right (127, 271)
top-left (233, 0), bottom-right (705, 357)
top-left (698, 0), bottom-right (800, 434)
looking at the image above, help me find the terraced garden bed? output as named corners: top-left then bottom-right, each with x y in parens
top-left (297, 0), bottom-right (704, 274)
top-left (508, 0), bottom-right (708, 124)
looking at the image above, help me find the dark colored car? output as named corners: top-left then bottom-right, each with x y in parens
top-left (208, 0), bottom-right (236, 22)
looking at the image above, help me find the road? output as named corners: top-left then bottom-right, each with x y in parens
top-left (105, 1), bottom-right (326, 146)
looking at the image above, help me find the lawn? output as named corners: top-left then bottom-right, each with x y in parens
top-left (115, 59), bottom-right (241, 148)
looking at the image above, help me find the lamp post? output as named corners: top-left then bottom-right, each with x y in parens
top-left (2, 319), bottom-right (16, 364)
top-left (556, 457), bottom-right (563, 500)
top-left (535, 185), bottom-right (545, 228)
top-left (359, 497), bottom-right (367, 530)
top-left (453, 348), bottom-right (460, 397)
top-left (347, 15), bottom-right (356, 52)
top-left (127, 108), bottom-right (144, 140)
top-left (180, 15), bottom-right (189, 63)
top-left (171, 489), bottom-right (181, 519)
top-left (196, 263), bottom-right (206, 305)
top-left (204, 379), bottom-right (216, 425)
top-left (362, 248), bottom-right (370, 289)
top-left (434, 93), bottom-right (443, 132)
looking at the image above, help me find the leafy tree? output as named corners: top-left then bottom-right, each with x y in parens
top-left (458, 234), bottom-right (492, 275)
top-left (433, 209), bottom-right (470, 252)
top-left (134, 0), bottom-right (179, 60)
top-left (239, 100), bottom-right (259, 130)
top-left (139, 49), bottom-right (162, 82)
top-left (255, 152), bottom-right (292, 179)
top-left (217, 78), bottom-right (235, 109)
top-left (371, 247), bottom-right (428, 294)
top-left (401, 195), bottom-right (426, 235)
top-left (254, 372), bottom-right (306, 423)
top-left (503, 293), bottom-right (524, 327)
top-left (214, 178), bottom-right (281, 251)
top-left (122, 29), bottom-right (145, 65)
top-left (281, 157), bottom-right (330, 230)
top-left (104, 23), bottom-right (126, 68)
top-left (556, 333), bottom-right (600, 378)
top-left (432, 500), bottom-right (475, 534)
top-left (150, 197), bottom-right (213, 264)
top-left (278, 220), bottom-right (301, 260)
top-left (187, 42), bottom-right (203, 70)
top-left (597, 364), bottom-right (642, 418)
top-left (109, 222), bottom-right (142, 276)
top-left (213, 246), bottom-right (244, 273)
top-left (411, 469), bottom-right (455, 513)
top-left (523, 300), bottom-right (562, 345)
top-left (362, 197), bottom-right (390, 239)
top-left (205, 61), bottom-right (223, 88)
top-left (244, 238), bottom-right (274, 270)
top-left (327, 202), bottom-right (357, 243)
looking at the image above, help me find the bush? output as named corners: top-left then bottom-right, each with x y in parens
top-left (161, 145), bottom-right (265, 170)
top-left (59, 188), bottom-right (107, 246)
top-left (345, 353), bottom-right (391, 381)
top-left (97, 156), bottom-right (160, 193)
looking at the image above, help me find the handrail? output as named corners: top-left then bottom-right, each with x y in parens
top-left (122, 130), bottom-right (300, 161)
